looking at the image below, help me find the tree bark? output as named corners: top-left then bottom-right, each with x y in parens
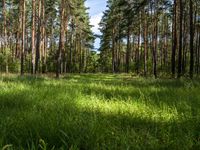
top-left (172, 0), bottom-right (177, 77)
top-left (189, 0), bottom-right (194, 78)
top-left (126, 26), bottom-right (131, 73)
top-left (177, 0), bottom-right (183, 78)
top-left (143, 10), bottom-right (147, 76)
top-left (36, 0), bottom-right (41, 73)
top-left (56, 0), bottom-right (65, 78)
top-left (21, 0), bottom-right (26, 75)
top-left (3, 0), bottom-right (8, 73)
top-left (31, 0), bottom-right (36, 74)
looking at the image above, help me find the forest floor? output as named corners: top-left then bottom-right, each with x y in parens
top-left (0, 74), bottom-right (200, 150)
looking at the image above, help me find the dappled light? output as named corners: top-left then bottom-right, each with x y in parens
top-left (0, 74), bottom-right (200, 149)
top-left (0, 0), bottom-right (200, 149)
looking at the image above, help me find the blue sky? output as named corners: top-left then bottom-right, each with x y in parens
top-left (85, 0), bottom-right (107, 50)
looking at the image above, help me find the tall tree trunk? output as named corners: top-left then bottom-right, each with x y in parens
top-left (153, 0), bottom-right (158, 78)
top-left (143, 10), bottom-right (147, 76)
top-left (126, 26), bottom-right (130, 73)
top-left (189, 0), bottom-right (194, 78)
top-left (3, 0), bottom-right (8, 73)
top-left (36, 0), bottom-right (41, 73)
top-left (112, 28), bottom-right (116, 73)
top-left (21, 0), bottom-right (26, 75)
top-left (178, 0), bottom-right (183, 78)
top-left (69, 31), bottom-right (73, 73)
top-left (16, 2), bottom-right (22, 60)
top-left (197, 31), bottom-right (200, 74)
top-left (172, 0), bottom-right (177, 77)
top-left (64, 14), bottom-right (68, 73)
top-left (182, 12), bottom-right (187, 74)
top-left (31, 0), bottom-right (36, 74)
top-left (41, 0), bottom-right (46, 73)
top-left (56, 0), bottom-right (65, 78)
top-left (164, 15), bottom-right (168, 69)
top-left (136, 23), bottom-right (141, 75)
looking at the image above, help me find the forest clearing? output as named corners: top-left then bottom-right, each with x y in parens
top-left (0, 74), bottom-right (200, 149)
top-left (1, 0), bottom-right (200, 149)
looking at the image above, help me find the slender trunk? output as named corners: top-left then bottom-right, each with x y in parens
top-left (31, 0), bottom-right (36, 74)
top-left (36, 0), bottom-right (41, 73)
top-left (64, 14), bottom-right (68, 73)
top-left (112, 28), bottom-right (116, 73)
top-left (41, 0), bottom-right (46, 73)
top-left (178, 0), bottom-right (183, 78)
top-left (172, 0), bottom-right (177, 77)
top-left (56, 0), bottom-right (65, 78)
top-left (197, 31), bottom-right (200, 74)
top-left (189, 0), bottom-right (194, 78)
top-left (126, 26), bottom-right (130, 73)
top-left (153, 0), bottom-right (158, 78)
top-left (164, 16), bottom-right (168, 69)
top-left (136, 23), bottom-right (141, 74)
top-left (182, 13), bottom-right (187, 74)
top-left (144, 10), bottom-right (147, 76)
top-left (3, 0), bottom-right (8, 73)
top-left (21, 0), bottom-right (25, 75)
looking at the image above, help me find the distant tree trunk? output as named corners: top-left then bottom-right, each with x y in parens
top-left (195, 31), bottom-right (198, 74)
top-left (194, 8), bottom-right (199, 74)
top-left (56, 0), bottom-right (65, 78)
top-left (50, 18), bottom-right (54, 62)
top-left (9, 0), bottom-right (14, 61)
top-left (64, 14), bottom-right (68, 73)
top-left (79, 34), bottom-right (82, 73)
top-left (177, 0), bottom-right (183, 78)
top-left (31, 0), bottom-right (36, 74)
top-left (21, 0), bottom-right (26, 75)
top-left (143, 10), bottom-right (147, 76)
top-left (69, 31), bottom-right (73, 73)
top-left (3, 0), bottom-right (8, 73)
top-left (189, 0), bottom-right (194, 78)
top-left (136, 21), bottom-right (141, 75)
top-left (182, 12), bottom-right (187, 74)
top-left (153, 0), bottom-right (158, 78)
top-left (117, 36), bottom-right (122, 72)
top-left (197, 31), bottom-right (200, 74)
top-left (164, 15), bottom-right (168, 69)
top-left (172, 0), bottom-right (177, 77)
top-left (126, 26), bottom-right (131, 73)
top-left (112, 28), bottom-right (116, 73)
top-left (36, 0), bottom-right (41, 73)
top-left (41, 0), bottom-right (46, 73)
top-left (16, 2), bottom-right (22, 60)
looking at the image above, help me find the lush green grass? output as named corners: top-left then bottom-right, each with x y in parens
top-left (0, 74), bottom-right (200, 150)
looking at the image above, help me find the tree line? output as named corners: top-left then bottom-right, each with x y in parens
top-left (0, 0), bottom-right (96, 77)
top-left (99, 0), bottom-right (200, 78)
top-left (1, 0), bottom-right (200, 78)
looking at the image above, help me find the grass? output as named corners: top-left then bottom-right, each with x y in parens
top-left (0, 74), bottom-right (200, 150)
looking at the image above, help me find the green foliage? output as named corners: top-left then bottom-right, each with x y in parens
top-left (0, 48), bottom-right (20, 73)
top-left (0, 52), bottom-right (7, 67)
top-left (86, 51), bottom-right (100, 73)
top-left (0, 74), bottom-right (200, 149)
top-left (99, 0), bottom-right (200, 77)
top-left (0, 0), bottom-right (95, 75)
top-left (9, 59), bottom-right (20, 73)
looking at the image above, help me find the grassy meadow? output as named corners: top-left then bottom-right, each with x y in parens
top-left (0, 74), bottom-right (200, 149)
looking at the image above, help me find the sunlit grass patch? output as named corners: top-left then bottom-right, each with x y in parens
top-left (0, 74), bottom-right (200, 149)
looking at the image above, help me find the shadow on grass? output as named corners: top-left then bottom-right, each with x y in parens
top-left (0, 92), bottom-right (198, 149)
top-left (0, 75), bottom-right (200, 149)
top-left (1, 74), bottom-right (200, 111)
top-left (0, 91), bottom-right (33, 111)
